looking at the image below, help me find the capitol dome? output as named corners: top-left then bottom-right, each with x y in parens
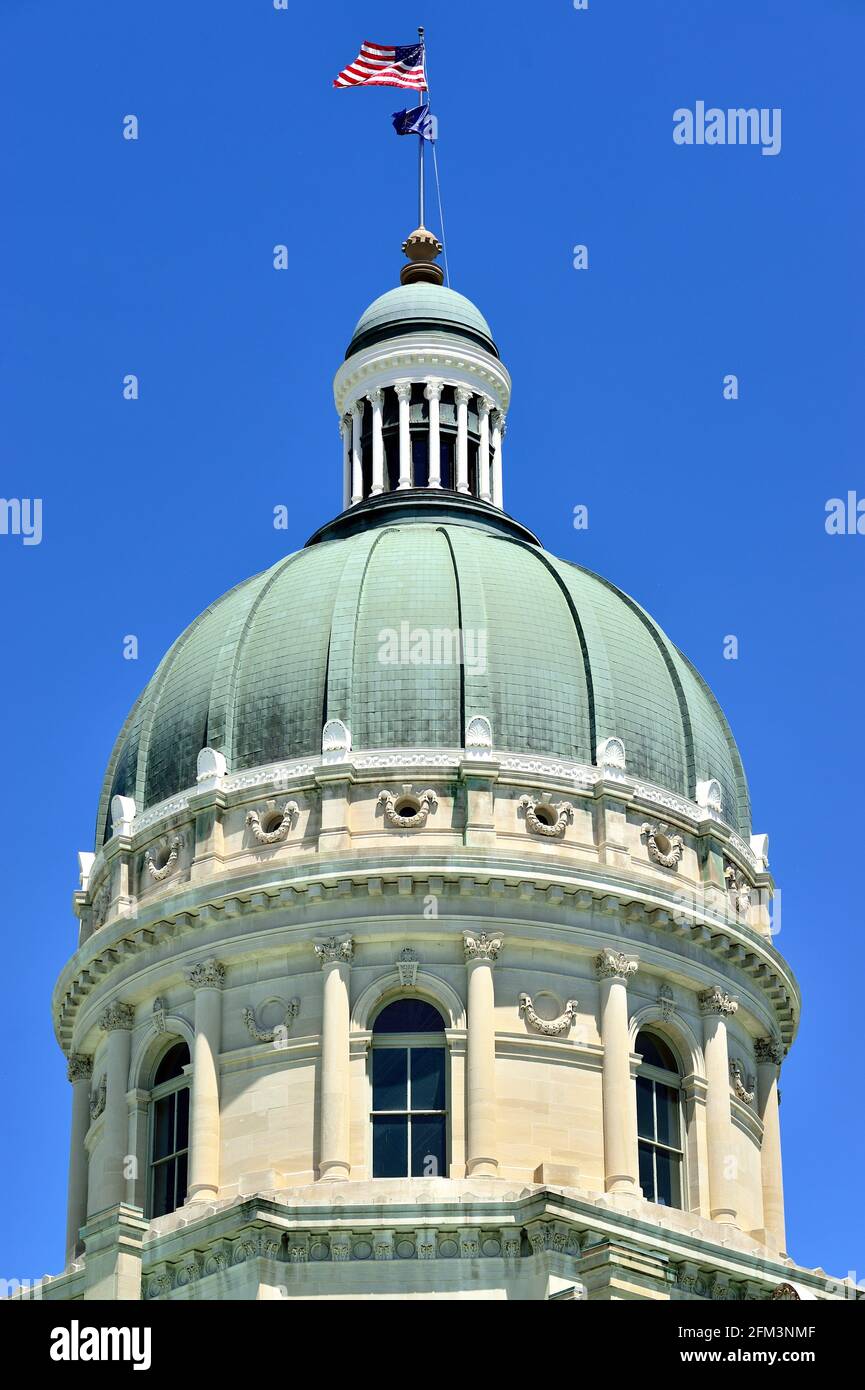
top-left (44, 220), bottom-right (824, 1307)
top-left (98, 503), bottom-right (750, 845)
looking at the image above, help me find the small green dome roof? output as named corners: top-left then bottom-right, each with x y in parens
top-left (97, 515), bottom-right (750, 844)
top-left (346, 284), bottom-right (498, 359)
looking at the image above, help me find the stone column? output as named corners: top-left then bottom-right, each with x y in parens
top-left (755, 1036), bottom-right (786, 1252)
top-left (185, 959), bottom-right (225, 1202)
top-left (595, 950), bottom-right (640, 1194)
top-left (350, 400), bottom-right (364, 504)
top-left (699, 986), bottom-right (739, 1224)
top-left (425, 380), bottom-right (443, 488)
top-left (477, 397), bottom-right (492, 502)
top-left (455, 386), bottom-right (472, 493)
top-left (491, 410), bottom-right (505, 508)
top-left (98, 1001), bottom-right (135, 1210)
top-left (315, 937), bottom-right (354, 1180)
top-left (340, 414), bottom-right (352, 510)
top-left (463, 931), bottom-right (503, 1177)
top-left (395, 382), bottom-right (412, 488)
top-left (65, 1053), bottom-right (93, 1263)
top-left (367, 388), bottom-right (385, 495)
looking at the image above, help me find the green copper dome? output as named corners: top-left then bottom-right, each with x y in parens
top-left (97, 509), bottom-right (750, 844)
top-left (346, 284), bottom-right (499, 359)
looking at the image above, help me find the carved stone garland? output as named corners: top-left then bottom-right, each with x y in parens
top-left (729, 1058), bottom-right (756, 1105)
top-left (518, 794), bottom-right (574, 839)
top-left (641, 821), bottom-right (684, 868)
top-left (246, 800), bottom-right (299, 845)
top-left (519, 993), bottom-right (578, 1036)
top-left (144, 835), bottom-right (183, 882)
top-left (242, 999), bottom-right (300, 1044)
top-left (725, 863), bottom-right (752, 920)
top-left (378, 788), bottom-right (438, 829)
top-left (89, 1076), bottom-right (106, 1121)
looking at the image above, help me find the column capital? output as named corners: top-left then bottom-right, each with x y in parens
top-left (67, 1052), bottom-right (93, 1083)
top-left (463, 930), bottom-right (503, 964)
top-left (755, 1036), bottom-right (784, 1066)
top-left (394, 380), bottom-right (413, 404)
top-left (340, 412), bottom-right (352, 435)
top-left (351, 398), bottom-right (364, 420)
top-left (477, 395), bottom-right (494, 418)
top-left (455, 385), bottom-right (473, 406)
top-left (99, 1001), bottom-right (135, 1032)
top-left (424, 379), bottom-right (444, 402)
top-left (698, 985), bottom-right (738, 1017)
top-left (491, 408), bottom-right (506, 432)
top-left (594, 948), bottom-right (638, 982)
top-left (366, 387), bottom-right (384, 409)
top-left (185, 958), bottom-right (226, 991)
top-left (315, 936), bottom-right (354, 968)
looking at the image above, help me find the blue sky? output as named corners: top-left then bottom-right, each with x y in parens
top-left (1, 0), bottom-right (862, 1283)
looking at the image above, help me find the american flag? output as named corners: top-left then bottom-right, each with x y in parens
top-left (333, 40), bottom-right (427, 91)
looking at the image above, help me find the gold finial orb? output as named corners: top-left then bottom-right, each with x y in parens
top-left (400, 226), bottom-right (444, 286)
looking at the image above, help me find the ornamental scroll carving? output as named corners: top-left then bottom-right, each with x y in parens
top-left (518, 794), bottom-right (574, 839)
top-left (640, 822), bottom-right (684, 869)
top-left (89, 1076), bottom-right (106, 1121)
top-left (314, 937), bottom-right (354, 968)
top-left (91, 882), bottom-right (111, 930)
top-left (519, 993), bottom-right (578, 1036)
top-left (729, 1058), bottom-right (756, 1105)
top-left (246, 800), bottom-right (298, 845)
top-left (144, 834), bottom-right (183, 882)
top-left (378, 788), bottom-right (438, 829)
top-left (698, 986), bottom-right (739, 1018)
top-left (463, 931), bottom-right (503, 963)
top-left (242, 998), bottom-right (300, 1044)
top-left (724, 863), bottom-right (752, 920)
top-left (595, 949), bottom-right (638, 982)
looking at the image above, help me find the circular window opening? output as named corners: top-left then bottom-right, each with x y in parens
top-left (394, 797), bottom-right (420, 819)
top-left (654, 831), bottom-right (672, 857)
top-left (534, 804), bottom-right (555, 828)
top-left (260, 810), bottom-right (285, 835)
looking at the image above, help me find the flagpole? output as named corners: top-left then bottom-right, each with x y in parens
top-left (418, 26), bottom-right (426, 226)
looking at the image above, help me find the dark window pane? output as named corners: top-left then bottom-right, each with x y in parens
top-left (152, 1094), bottom-right (175, 1161)
top-left (656, 1083), bottom-right (680, 1148)
top-left (412, 438), bottom-right (429, 487)
top-left (655, 1149), bottom-right (681, 1208)
top-left (411, 1115), bottom-right (446, 1178)
top-left (151, 1158), bottom-right (174, 1218)
top-left (373, 1115), bottom-right (408, 1177)
top-left (411, 1048), bottom-right (445, 1110)
top-left (636, 1076), bottom-right (655, 1140)
top-left (636, 1031), bottom-right (678, 1073)
top-left (372, 1048), bottom-right (408, 1110)
top-left (638, 1141), bottom-right (655, 1201)
top-left (154, 1041), bottom-right (189, 1086)
top-left (175, 1152), bottom-right (188, 1208)
top-left (373, 999), bottom-right (445, 1034)
top-left (175, 1087), bottom-right (190, 1150)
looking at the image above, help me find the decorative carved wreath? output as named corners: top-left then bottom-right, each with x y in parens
top-left (91, 882), bottom-right (111, 930)
top-left (641, 822), bottom-right (684, 868)
top-left (246, 800), bottom-right (299, 845)
top-left (729, 1058), bottom-right (756, 1105)
top-left (242, 998), bottom-right (300, 1044)
top-left (144, 835), bottom-right (183, 881)
top-left (378, 788), bottom-right (438, 829)
top-left (518, 795), bottom-right (574, 839)
top-left (519, 993), bottom-right (578, 1036)
top-left (725, 864), bottom-right (752, 919)
top-left (89, 1076), bottom-right (106, 1121)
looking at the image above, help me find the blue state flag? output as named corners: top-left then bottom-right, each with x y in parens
top-left (392, 103), bottom-right (436, 140)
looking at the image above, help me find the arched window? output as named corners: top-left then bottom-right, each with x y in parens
top-left (149, 1040), bottom-right (190, 1218)
top-left (635, 1029), bottom-right (684, 1209)
top-left (370, 999), bottom-right (447, 1179)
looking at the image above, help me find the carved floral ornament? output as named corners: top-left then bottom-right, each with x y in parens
top-left (729, 1058), bottom-right (756, 1105)
top-left (755, 1036), bottom-right (784, 1067)
top-left (397, 947), bottom-right (419, 988)
top-left (91, 882), bottom-right (111, 929)
top-left (66, 1053), bottom-right (93, 1084)
top-left (724, 862), bottom-right (752, 920)
top-left (246, 799), bottom-right (298, 845)
top-left (144, 834), bottom-right (183, 882)
top-left (698, 986), bottom-right (739, 1018)
top-left (594, 949), bottom-right (638, 982)
top-left (89, 1076), bottom-right (106, 1121)
top-left (640, 821), bottom-right (684, 868)
top-left (519, 993), bottom-right (578, 1036)
top-left (463, 931), bottom-right (503, 964)
top-left (314, 937), bottom-right (354, 968)
top-left (99, 1001), bottom-right (135, 1032)
top-left (242, 998), bottom-right (300, 1044)
top-left (518, 794), bottom-right (574, 839)
top-left (378, 787), bottom-right (438, 829)
top-left (185, 959), bottom-right (226, 991)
